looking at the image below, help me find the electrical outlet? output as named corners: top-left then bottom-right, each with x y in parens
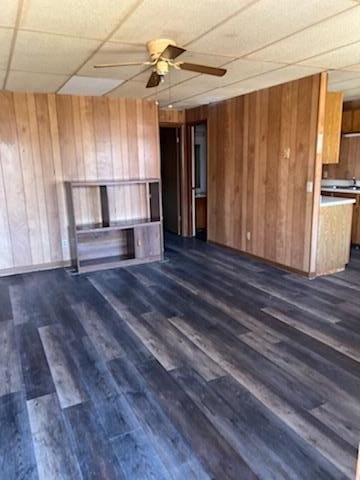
top-left (62, 239), bottom-right (68, 248)
top-left (323, 170), bottom-right (328, 179)
top-left (246, 231), bottom-right (251, 241)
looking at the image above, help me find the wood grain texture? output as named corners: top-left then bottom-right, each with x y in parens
top-left (188, 74), bottom-right (322, 273)
top-left (159, 109), bottom-right (185, 125)
top-left (321, 192), bottom-right (360, 245)
top-left (0, 392), bottom-right (38, 480)
top-left (316, 204), bottom-right (353, 275)
top-left (27, 393), bottom-right (81, 480)
top-left (324, 100), bottom-right (360, 179)
top-left (0, 234), bottom-right (359, 479)
top-left (322, 92), bottom-right (343, 165)
top-left (0, 92), bottom-right (160, 275)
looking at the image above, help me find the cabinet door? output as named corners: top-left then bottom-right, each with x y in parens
top-left (323, 92), bottom-right (344, 164)
top-left (341, 110), bottom-right (353, 133)
top-left (353, 109), bottom-right (360, 132)
top-left (134, 224), bottom-right (161, 259)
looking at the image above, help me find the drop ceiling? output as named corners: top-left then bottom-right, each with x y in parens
top-left (1, 0), bottom-right (360, 107)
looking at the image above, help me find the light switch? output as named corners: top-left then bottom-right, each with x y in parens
top-left (306, 181), bottom-right (314, 193)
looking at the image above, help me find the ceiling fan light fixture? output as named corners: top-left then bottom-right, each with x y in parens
top-left (93, 38), bottom-right (227, 89)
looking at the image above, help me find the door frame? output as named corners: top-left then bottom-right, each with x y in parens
top-left (159, 124), bottom-right (183, 235)
top-left (186, 120), bottom-right (208, 237)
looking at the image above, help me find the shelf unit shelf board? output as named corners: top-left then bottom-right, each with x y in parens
top-left (78, 254), bottom-right (162, 274)
top-left (76, 218), bottom-right (161, 235)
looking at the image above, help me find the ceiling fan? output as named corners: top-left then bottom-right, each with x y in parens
top-left (94, 38), bottom-right (227, 88)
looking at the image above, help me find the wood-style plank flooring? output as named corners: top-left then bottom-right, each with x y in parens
top-left (0, 234), bottom-right (359, 479)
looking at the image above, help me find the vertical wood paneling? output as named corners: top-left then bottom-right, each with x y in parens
top-left (195, 74), bottom-right (322, 274)
top-left (0, 92), bottom-right (160, 274)
top-left (0, 93), bottom-right (32, 267)
top-left (13, 93), bottom-right (44, 265)
top-left (35, 94), bottom-right (63, 262)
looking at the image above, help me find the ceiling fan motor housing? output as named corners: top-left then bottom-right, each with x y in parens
top-left (146, 38), bottom-right (177, 61)
top-left (156, 60), bottom-right (169, 76)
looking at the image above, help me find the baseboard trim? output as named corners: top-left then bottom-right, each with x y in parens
top-left (207, 240), bottom-right (311, 278)
top-left (0, 260), bottom-right (72, 277)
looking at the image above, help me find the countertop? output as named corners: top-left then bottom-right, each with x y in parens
top-left (322, 187), bottom-right (360, 195)
top-left (320, 196), bottom-right (356, 207)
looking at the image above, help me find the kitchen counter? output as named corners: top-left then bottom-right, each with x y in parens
top-left (322, 187), bottom-right (360, 195)
top-left (320, 195), bottom-right (356, 207)
top-left (316, 199), bottom-right (354, 276)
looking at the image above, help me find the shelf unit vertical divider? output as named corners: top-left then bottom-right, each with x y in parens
top-left (100, 185), bottom-right (110, 227)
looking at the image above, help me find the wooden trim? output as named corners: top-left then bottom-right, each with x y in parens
top-left (309, 72), bottom-right (328, 274)
top-left (0, 260), bottom-right (71, 277)
top-left (208, 240), bottom-right (311, 277)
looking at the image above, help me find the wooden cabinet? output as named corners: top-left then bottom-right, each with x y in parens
top-left (322, 191), bottom-right (360, 245)
top-left (316, 203), bottom-right (353, 276)
top-left (322, 92), bottom-right (344, 164)
top-left (341, 110), bottom-right (353, 133)
top-left (341, 108), bottom-right (360, 133)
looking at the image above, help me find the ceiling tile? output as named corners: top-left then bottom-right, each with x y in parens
top-left (179, 51), bottom-right (234, 65)
top-left (189, 0), bottom-right (353, 57)
top-left (20, 0), bottom-right (140, 39)
top-left (173, 89), bottom-right (245, 107)
top-left (140, 59), bottom-right (283, 103)
top-left (111, 0), bottom-right (253, 45)
top-left (328, 76), bottom-right (360, 91)
top-left (216, 58), bottom-right (285, 85)
top-left (344, 86), bottom-right (360, 99)
top-left (11, 31), bottom-right (100, 74)
top-left (328, 70), bottom-right (360, 85)
top-left (107, 80), bottom-right (160, 98)
top-left (342, 62), bottom-right (360, 72)
top-left (225, 65), bottom-right (323, 94)
top-left (0, 28), bottom-right (13, 70)
top-left (300, 41), bottom-right (360, 69)
top-left (6, 70), bottom-right (68, 92)
top-left (1, 1), bottom-right (19, 28)
top-left (78, 41), bottom-right (149, 79)
top-left (248, 6), bottom-right (360, 63)
top-left (145, 79), bottom-right (219, 105)
top-left (58, 75), bottom-right (123, 95)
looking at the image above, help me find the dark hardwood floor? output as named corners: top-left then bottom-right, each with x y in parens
top-left (0, 234), bottom-right (359, 479)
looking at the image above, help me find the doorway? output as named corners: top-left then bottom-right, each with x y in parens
top-left (191, 123), bottom-right (207, 240)
top-left (160, 127), bottom-right (181, 235)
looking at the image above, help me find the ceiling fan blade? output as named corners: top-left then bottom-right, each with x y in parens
top-left (146, 71), bottom-right (161, 88)
top-left (160, 44), bottom-right (186, 60)
top-left (179, 62), bottom-right (226, 77)
top-left (94, 61), bottom-right (147, 68)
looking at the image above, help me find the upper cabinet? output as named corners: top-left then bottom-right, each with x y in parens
top-left (322, 92), bottom-right (344, 165)
top-left (342, 107), bottom-right (360, 133)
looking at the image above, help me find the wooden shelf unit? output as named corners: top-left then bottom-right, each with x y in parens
top-left (68, 179), bottom-right (163, 273)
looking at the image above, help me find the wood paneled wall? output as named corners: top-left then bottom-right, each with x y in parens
top-left (159, 109), bottom-right (185, 125)
top-left (0, 92), bottom-right (160, 274)
top-left (324, 102), bottom-right (360, 179)
top-left (189, 74), bottom-right (323, 273)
